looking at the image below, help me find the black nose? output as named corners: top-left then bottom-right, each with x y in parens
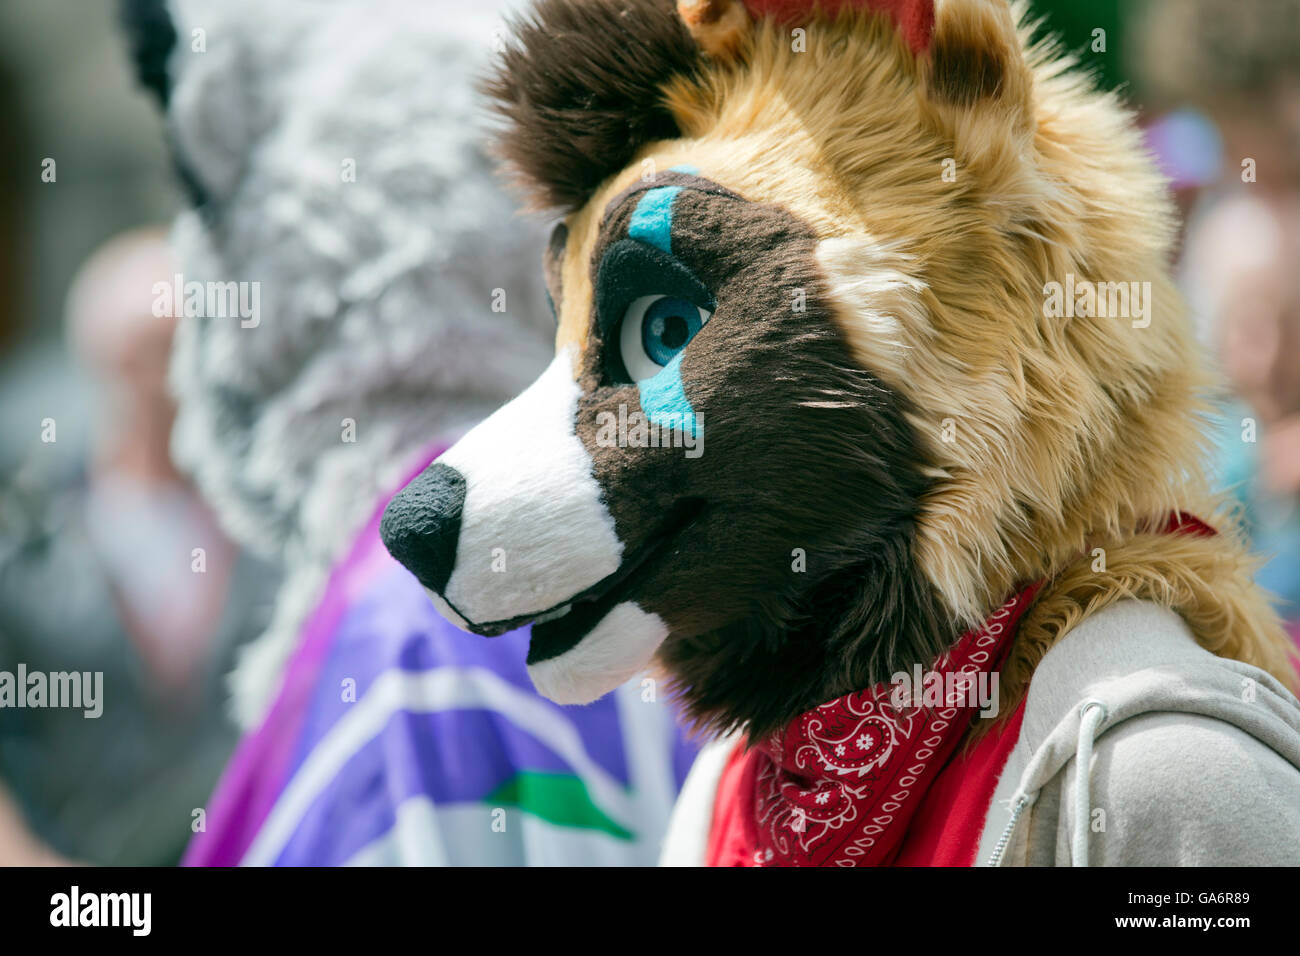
top-left (380, 462), bottom-right (466, 593)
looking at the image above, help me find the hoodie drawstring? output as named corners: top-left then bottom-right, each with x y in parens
top-left (987, 698), bottom-right (1109, 866)
top-left (1072, 699), bottom-right (1108, 867)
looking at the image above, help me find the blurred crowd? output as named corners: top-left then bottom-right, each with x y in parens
top-left (0, 0), bottom-right (1297, 865)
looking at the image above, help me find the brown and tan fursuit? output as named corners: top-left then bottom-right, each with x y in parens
top-left (384, 0), bottom-right (1296, 745)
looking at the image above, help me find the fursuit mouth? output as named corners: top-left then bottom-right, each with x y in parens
top-left (441, 498), bottom-right (705, 664)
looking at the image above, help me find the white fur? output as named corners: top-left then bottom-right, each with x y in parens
top-left (526, 602), bottom-right (669, 705)
top-left (424, 587), bottom-right (470, 632)
top-left (439, 351), bottom-right (624, 625)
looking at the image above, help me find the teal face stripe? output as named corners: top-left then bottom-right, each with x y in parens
top-left (627, 180), bottom-right (702, 437)
top-left (637, 351), bottom-right (701, 438)
top-left (628, 186), bottom-right (681, 254)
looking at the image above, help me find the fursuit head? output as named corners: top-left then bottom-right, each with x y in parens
top-left (381, 0), bottom-right (1296, 738)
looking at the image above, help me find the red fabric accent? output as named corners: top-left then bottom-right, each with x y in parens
top-left (706, 581), bottom-right (1042, 866)
top-left (706, 739), bottom-right (756, 866)
top-left (893, 697), bottom-right (1027, 865)
top-left (1162, 511), bottom-right (1217, 538)
top-left (743, 0), bottom-right (935, 53)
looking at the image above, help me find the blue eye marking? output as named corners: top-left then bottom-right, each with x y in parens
top-left (617, 176), bottom-right (709, 438)
top-left (628, 186), bottom-right (681, 255)
top-left (638, 352), bottom-right (701, 439)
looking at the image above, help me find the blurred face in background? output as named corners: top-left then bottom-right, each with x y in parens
top-left (65, 227), bottom-right (179, 469)
top-left (1214, 198), bottom-right (1300, 423)
top-left (1189, 192), bottom-right (1300, 496)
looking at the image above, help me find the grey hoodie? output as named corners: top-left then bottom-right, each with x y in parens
top-left (978, 599), bottom-right (1300, 866)
top-left (662, 599), bottom-right (1300, 865)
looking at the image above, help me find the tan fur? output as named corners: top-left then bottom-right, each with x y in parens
top-left (554, 0), bottom-right (1298, 700)
top-left (1002, 504), bottom-right (1296, 713)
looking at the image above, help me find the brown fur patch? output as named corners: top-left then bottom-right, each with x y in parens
top-left (564, 174), bottom-right (950, 736)
top-left (483, 0), bottom-right (703, 211)
top-left (928, 32), bottom-right (1005, 104)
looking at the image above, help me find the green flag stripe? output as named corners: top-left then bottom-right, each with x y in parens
top-left (485, 772), bottom-right (634, 840)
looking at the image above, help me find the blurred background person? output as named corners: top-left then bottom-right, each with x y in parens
top-left (1131, 0), bottom-right (1300, 642)
top-left (0, 1), bottom-right (179, 464)
top-left (0, 228), bottom-right (277, 865)
top-left (120, 0), bottom-right (695, 865)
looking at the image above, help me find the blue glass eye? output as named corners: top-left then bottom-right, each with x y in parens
top-left (619, 295), bottom-right (712, 381)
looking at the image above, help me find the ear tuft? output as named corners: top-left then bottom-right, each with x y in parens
top-left (118, 0), bottom-right (177, 107)
top-left (928, 25), bottom-right (1006, 105)
top-left (677, 0), bottom-right (751, 60)
top-left (486, 0), bottom-right (703, 211)
top-left (924, 0), bottom-right (1026, 108)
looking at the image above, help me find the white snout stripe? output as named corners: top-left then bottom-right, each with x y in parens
top-left (437, 350), bottom-right (623, 626)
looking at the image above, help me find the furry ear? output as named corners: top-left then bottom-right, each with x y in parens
top-left (923, 0), bottom-right (1031, 118)
top-left (486, 0), bottom-right (703, 212)
top-left (676, 0), bottom-right (752, 60)
top-left (920, 0), bottom-right (1037, 212)
top-left (118, 0), bottom-right (218, 209)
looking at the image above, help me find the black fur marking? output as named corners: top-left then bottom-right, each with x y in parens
top-left (119, 0), bottom-right (177, 107)
top-left (483, 0), bottom-right (704, 211)
top-left (170, 155), bottom-right (213, 212)
top-left (117, 0), bottom-right (212, 209)
top-left (594, 239), bottom-right (713, 383)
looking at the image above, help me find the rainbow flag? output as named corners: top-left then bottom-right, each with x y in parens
top-left (185, 449), bottom-right (696, 866)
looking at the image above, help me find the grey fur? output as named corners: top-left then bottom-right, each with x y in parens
top-left (160, 0), bottom-right (553, 725)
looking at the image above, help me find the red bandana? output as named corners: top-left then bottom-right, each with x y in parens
top-left (706, 581), bottom-right (1042, 867)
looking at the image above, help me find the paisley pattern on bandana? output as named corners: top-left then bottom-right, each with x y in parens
top-left (708, 581), bottom-right (1042, 867)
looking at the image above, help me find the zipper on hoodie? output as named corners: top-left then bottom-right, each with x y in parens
top-left (985, 792), bottom-right (1035, 866)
